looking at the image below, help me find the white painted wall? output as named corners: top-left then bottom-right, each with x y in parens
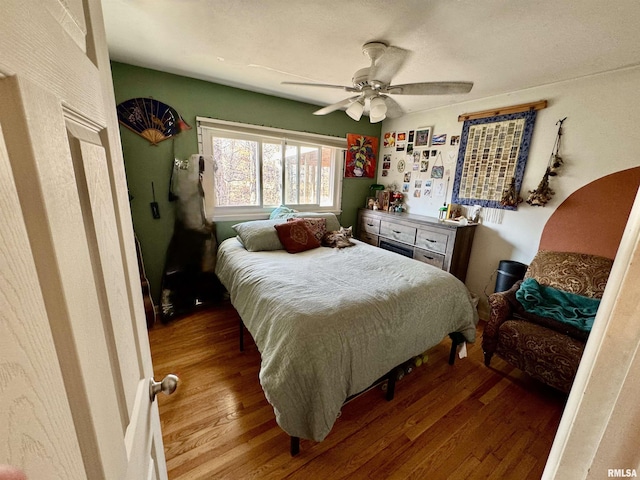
top-left (378, 66), bottom-right (640, 318)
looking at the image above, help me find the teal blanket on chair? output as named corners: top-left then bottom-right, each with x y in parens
top-left (515, 278), bottom-right (601, 332)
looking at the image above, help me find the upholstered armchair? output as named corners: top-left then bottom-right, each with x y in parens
top-left (482, 250), bottom-right (613, 393)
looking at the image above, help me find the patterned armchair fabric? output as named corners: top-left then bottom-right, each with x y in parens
top-left (482, 250), bottom-right (613, 393)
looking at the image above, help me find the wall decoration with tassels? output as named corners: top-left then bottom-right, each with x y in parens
top-left (453, 100), bottom-right (547, 214)
top-left (526, 117), bottom-right (567, 206)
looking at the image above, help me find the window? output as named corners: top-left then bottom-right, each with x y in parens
top-left (198, 118), bottom-right (345, 220)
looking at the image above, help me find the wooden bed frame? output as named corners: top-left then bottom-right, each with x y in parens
top-left (239, 319), bottom-right (466, 456)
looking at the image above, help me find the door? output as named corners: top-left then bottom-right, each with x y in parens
top-left (0, 1), bottom-right (168, 479)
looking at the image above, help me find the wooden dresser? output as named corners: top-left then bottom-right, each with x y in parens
top-left (357, 208), bottom-right (477, 282)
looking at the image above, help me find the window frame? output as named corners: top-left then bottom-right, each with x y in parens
top-left (197, 117), bottom-right (346, 221)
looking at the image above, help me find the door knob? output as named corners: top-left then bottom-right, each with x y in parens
top-left (149, 374), bottom-right (179, 401)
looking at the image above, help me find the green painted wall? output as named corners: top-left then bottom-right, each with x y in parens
top-left (111, 62), bottom-right (381, 302)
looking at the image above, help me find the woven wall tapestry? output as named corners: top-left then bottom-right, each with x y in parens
top-left (452, 110), bottom-right (538, 210)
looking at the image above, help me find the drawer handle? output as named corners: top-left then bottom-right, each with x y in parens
top-left (422, 255), bottom-right (435, 260)
top-left (424, 238), bottom-right (436, 243)
top-left (392, 230), bottom-right (402, 234)
top-left (367, 223), bottom-right (375, 227)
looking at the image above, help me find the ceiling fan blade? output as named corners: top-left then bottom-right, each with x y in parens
top-left (382, 95), bottom-right (404, 118)
top-left (368, 46), bottom-right (411, 86)
top-left (313, 96), bottom-right (361, 115)
top-left (282, 81), bottom-right (360, 93)
top-left (384, 82), bottom-right (474, 95)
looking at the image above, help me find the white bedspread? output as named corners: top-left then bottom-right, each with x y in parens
top-left (215, 237), bottom-right (478, 442)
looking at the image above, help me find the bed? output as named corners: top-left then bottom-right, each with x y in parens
top-left (215, 216), bottom-right (479, 448)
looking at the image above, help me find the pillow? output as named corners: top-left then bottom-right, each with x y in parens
top-left (287, 217), bottom-right (327, 242)
top-left (269, 205), bottom-right (298, 219)
top-left (232, 219), bottom-right (286, 251)
top-left (274, 219), bottom-right (321, 253)
top-left (289, 212), bottom-right (341, 231)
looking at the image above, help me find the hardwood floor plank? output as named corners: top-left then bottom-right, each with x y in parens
top-left (148, 301), bottom-right (566, 479)
top-left (445, 454), bottom-right (482, 480)
top-left (399, 394), bottom-right (521, 479)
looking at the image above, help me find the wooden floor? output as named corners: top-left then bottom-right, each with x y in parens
top-left (148, 299), bottom-right (567, 480)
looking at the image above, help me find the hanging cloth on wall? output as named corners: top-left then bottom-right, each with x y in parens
top-left (431, 151), bottom-right (444, 179)
top-left (170, 154), bottom-right (215, 232)
top-left (162, 153), bottom-right (221, 321)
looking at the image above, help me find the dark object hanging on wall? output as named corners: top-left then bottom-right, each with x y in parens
top-left (150, 182), bottom-right (161, 219)
top-left (527, 117), bottom-right (567, 206)
top-left (494, 260), bottom-right (528, 292)
top-left (116, 97), bottom-right (191, 145)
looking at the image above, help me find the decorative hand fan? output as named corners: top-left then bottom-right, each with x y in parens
top-left (117, 97), bottom-right (191, 145)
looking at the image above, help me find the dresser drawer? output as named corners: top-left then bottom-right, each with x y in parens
top-left (413, 247), bottom-right (445, 269)
top-left (358, 232), bottom-right (379, 246)
top-left (415, 227), bottom-right (449, 255)
top-left (360, 216), bottom-right (381, 234)
top-left (380, 221), bottom-right (416, 245)
top-left (379, 239), bottom-right (414, 258)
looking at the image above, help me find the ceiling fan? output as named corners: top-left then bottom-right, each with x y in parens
top-left (283, 41), bottom-right (473, 123)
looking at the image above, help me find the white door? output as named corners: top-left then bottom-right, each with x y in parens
top-left (0, 1), bottom-right (168, 479)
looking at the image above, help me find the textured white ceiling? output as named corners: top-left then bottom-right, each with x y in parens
top-left (102, 0), bottom-right (640, 116)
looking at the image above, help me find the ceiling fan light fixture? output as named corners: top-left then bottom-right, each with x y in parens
top-left (370, 96), bottom-right (387, 118)
top-left (346, 99), bottom-right (364, 121)
top-left (369, 111), bottom-right (386, 123)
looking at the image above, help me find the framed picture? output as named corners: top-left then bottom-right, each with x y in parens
top-left (432, 134), bottom-right (447, 146)
top-left (345, 134), bottom-right (379, 178)
top-left (414, 127), bottom-right (432, 147)
top-left (383, 131), bottom-right (396, 148)
top-left (452, 110), bottom-right (538, 210)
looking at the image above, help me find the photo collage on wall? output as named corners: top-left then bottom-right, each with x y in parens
top-left (381, 126), bottom-right (461, 204)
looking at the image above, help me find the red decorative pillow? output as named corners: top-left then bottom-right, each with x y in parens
top-left (286, 217), bottom-right (327, 242)
top-left (275, 219), bottom-right (321, 253)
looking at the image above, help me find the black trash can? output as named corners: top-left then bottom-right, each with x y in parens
top-left (494, 260), bottom-right (528, 292)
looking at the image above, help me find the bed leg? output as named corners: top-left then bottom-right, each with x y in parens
top-left (385, 369), bottom-right (397, 401)
top-left (239, 318), bottom-right (244, 352)
top-left (290, 436), bottom-right (300, 456)
top-left (448, 332), bottom-right (465, 365)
